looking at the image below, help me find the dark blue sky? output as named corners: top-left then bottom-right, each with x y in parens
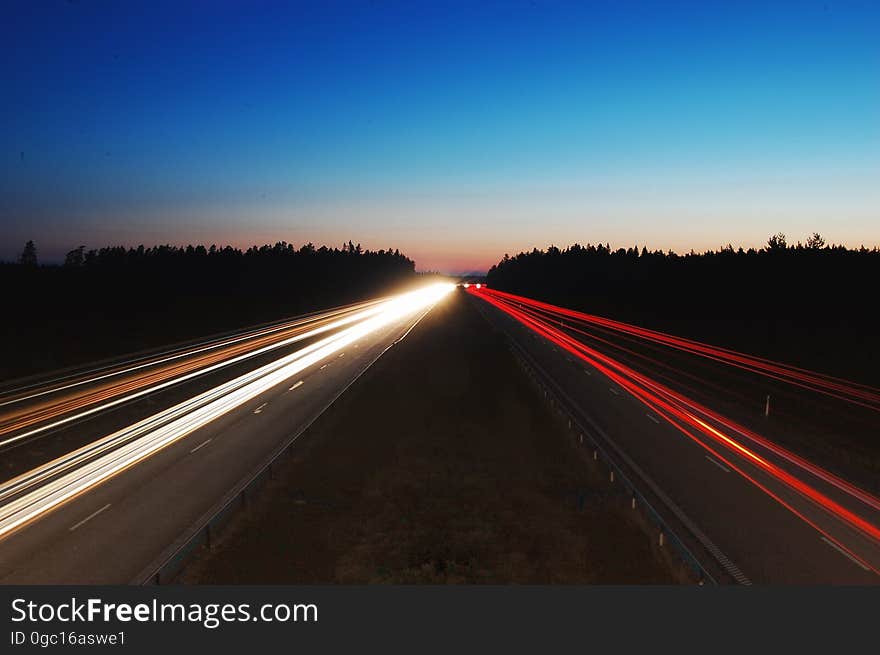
top-left (2, 1), bottom-right (878, 272)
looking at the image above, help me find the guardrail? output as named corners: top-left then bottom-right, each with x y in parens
top-left (470, 297), bottom-right (749, 585)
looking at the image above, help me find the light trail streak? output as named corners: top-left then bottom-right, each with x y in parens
top-left (493, 296), bottom-right (880, 512)
top-left (483, 288), bottom-right (880, 410)
top-left (0, 283), bottom-right (454, 539)
top-left (0, 307), bottom-right (377, 504)
top-left (470, 286), bottom-right (880, 566)
top-left (0, 300), bottom-right (394, 449)
top-left (478, 287), bottom-right (880, 509)
top-left (0, 297), bottom-right (388, 410)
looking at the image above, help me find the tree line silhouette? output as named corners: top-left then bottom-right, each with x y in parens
top-left (486, 233), bottom-right (880, 384)
top-left (2, 240), bottom-right (417, 380)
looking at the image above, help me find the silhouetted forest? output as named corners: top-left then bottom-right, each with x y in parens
top-left (486, 234), bottom-right (880, 385)
top-left (1, 241), bottom-right (416, 380)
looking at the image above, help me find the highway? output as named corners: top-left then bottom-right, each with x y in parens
top-left (469, 286), bottom-right (880, 584)
top-left (2, 278), bottom-right (876, 585)
top-left (0, 283), bottom-right (454, 583)
top-left (0, 295), bottom-right (390, 455)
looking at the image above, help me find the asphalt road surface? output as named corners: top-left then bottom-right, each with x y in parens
top-left (0, 284), bottom-right (452, 583)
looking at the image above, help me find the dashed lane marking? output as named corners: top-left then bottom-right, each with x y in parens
top-left (69, 504), bottom-right (111, 532)
top-left (705, 455), bottom-right (731, 473)
top-left (821, 537), bottom-right (870, 571)
top-left (190, 438), bottom-right (212, 453)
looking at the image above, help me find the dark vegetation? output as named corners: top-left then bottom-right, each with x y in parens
top-left (181, 292), bottom-right (677, 584)
top-left (1, 240), bottom-right (416, 381)
top-left (487, 233), bottom-right (880, 386)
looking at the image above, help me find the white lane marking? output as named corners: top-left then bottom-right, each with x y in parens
top-left (253, 403), bottom-right (267, 414)
top-left (705, 455), bottom-right (731, 473)
top-left (821, 536), bottom-right (871, 571)
top-left (320, 364), bottom-right (328, 370)
top-left (69, 503), bottom-right (111, 532)
top-left (646, 414), bottom-right (660, 424)
top-left (190, 438), bottom-right (212, 453)
top-left (288, 380), bottom-right (304, 391)
top-left (338, 352), bottom-right (345, 358)
top-left (608, 387), bottom-right (620, 395)
top-left (583, 369), bottom-right (592, 376)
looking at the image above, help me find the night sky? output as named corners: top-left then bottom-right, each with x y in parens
top-left (2, 1), bottom-right (878, 273)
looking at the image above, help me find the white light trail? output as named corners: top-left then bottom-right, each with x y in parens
top-left (0, 299), bottom-right (393, 449)
top-left (0, 298), bottom-right (388, 410)
top-left (0, 283), bottom-right (454, 538)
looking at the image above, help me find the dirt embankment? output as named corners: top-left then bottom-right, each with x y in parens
top-left (181, 291), bottom-right (677, 583)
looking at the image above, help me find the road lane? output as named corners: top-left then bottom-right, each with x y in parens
top-left (0, 297), bottom-right (390, 450)
top-left (471, 289), bottom-right (879, 583)
top-left (0, 284), bottom-right (453, 583)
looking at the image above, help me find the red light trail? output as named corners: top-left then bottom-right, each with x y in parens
top-left (483, 288), bottom-right (880, 411)
top-left (469, 285), bottom-right (880, 575)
